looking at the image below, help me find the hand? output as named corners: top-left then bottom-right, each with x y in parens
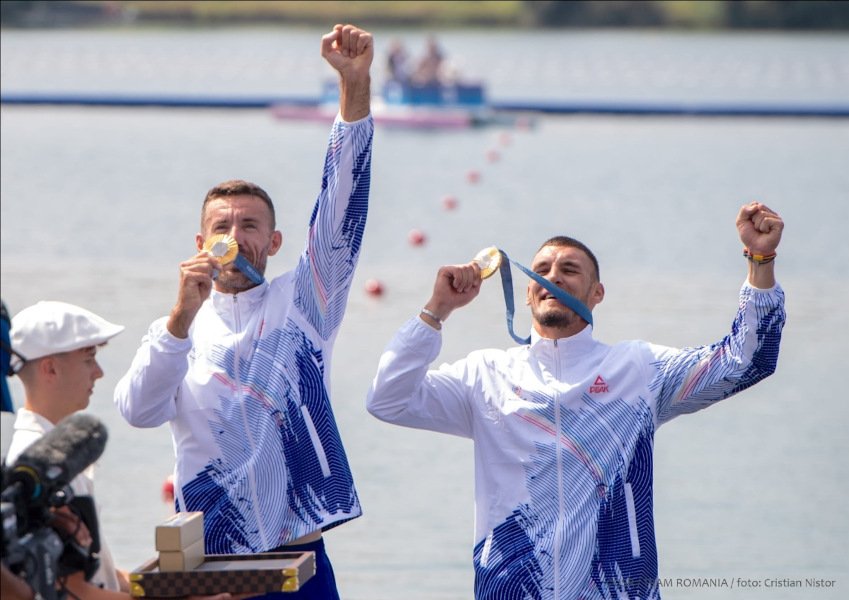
top-left (321, 24), bottom-right (373, 82)
top-left (424, 263), bottom-right (483, 322)
top-left (1, 563), bottom-right (34, 600)
top-left (736, 202), bottom-right (782, 289)
top-left (321, 24), bottom-right (373, 122)
top-left (49, 506), bottom-right (92, 550)
top-left (736, 202), bottom-right (783, 256)
top-left (167, 252), bottom-right (222, 339)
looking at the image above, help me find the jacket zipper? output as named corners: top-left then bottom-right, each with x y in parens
top-left (553, 338), bottom-right (563, 599)
top-left (233, 294), bottom-right (270, 550)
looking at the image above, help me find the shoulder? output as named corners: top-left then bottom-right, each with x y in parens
top-left (607, 338), bottom-right (679, 365)
top-left (464, 347), bottom-right (517, 371)
top-left (268, 269), bottom-right (297, 292)
top-left (469, 346), bottom-right (512, 360)
top-left (6, 412), bottom-right (47, 464)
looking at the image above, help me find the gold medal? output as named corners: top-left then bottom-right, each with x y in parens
top-left (473, 247), bottom-right (502, 280)
top-left (203, 234), bottom-right (238, 265)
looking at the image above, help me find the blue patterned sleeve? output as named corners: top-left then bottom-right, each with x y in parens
top-left (651, 282), bottom-right (786, 425)
top-left (293, 114), bottom-right (374, 339)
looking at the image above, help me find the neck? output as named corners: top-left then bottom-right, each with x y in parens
top-left (533, 320), bottom-right (589, 340)
top-left (24, 394), bottom-right (68, 425)
top-left (214, 281), bottom-right (258, 295)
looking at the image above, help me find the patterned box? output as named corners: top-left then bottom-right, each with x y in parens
top-left (130, 551), bottom-right (315, 597)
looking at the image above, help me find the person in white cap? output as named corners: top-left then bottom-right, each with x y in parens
top-left (6, 300), bottom-right (127, 594)
top-left (6, 302), bottom-right (237, 600)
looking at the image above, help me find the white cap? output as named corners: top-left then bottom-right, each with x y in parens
top-left (10, 301), bottom-right (124, 369)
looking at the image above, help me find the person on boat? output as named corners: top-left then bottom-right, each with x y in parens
top-left (367, 202), bottom-right (785, 600)
top-left (411, 35), bottom-right (445, 85)
top-left (387, 37), bottom-right (409, 83)
top-left (114, 24), bottom-right (374, 600)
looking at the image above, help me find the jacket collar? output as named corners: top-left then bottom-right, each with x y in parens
top-left (528, 324), bottom-right (595, 358)
top-left (211, 280), bottom-right (269, 312)
top-left (14, 407), bottom-right (54, 435)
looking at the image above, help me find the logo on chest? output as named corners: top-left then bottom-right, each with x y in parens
top-left (589, 376), bottom-right (609, 394)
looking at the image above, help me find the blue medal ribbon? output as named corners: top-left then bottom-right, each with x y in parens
top-left (233, 253), bottom-right (265, 286)
top-left (495, 248), bottom-right (593, 345)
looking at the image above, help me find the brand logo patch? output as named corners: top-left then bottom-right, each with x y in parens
top-left (590, 375), bottom-right (609, 394)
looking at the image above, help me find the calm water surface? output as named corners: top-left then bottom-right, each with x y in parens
top-left (1, 27), bottom-right (848, 600)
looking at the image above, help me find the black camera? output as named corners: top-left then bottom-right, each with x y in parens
top-left (1, 413), bottom-right (108, 600)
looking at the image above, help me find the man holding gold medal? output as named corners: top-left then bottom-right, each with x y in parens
top-left (115, 24), bottom-right (374, 599)
top-left (368, 203), bottom-right (786, 599)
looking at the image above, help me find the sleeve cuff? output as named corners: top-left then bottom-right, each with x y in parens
top-left (149, 317), bottom-right (193, 353)
top-left (742, 279), bottom-right (781, 294)
top-left (398, 316), bottom-right (442, 360)
top-left (335, 111), bottom-right (373, 126)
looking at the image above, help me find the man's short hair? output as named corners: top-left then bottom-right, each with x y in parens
top-left (201, 180), bottom-right (276, 231)
top-left (537, 236), bottom-right (600, 282)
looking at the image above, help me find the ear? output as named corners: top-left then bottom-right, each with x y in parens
top-left (39, 356), bottom-right (59, 380)
top-left (525, 281), bottom-right (532, 306)
top-left (268, 230), bottom-right (283, 257)
top-left (196, 233), bottom-right (205, 253)
top-left (589, 282), bottom-right (605, 309)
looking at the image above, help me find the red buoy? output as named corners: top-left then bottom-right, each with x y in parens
top-left (467, 169), bottom-right (480, 184)
top-left (162, 474), bottom-right (175, 503)
top-left (408, 228), bottom-right (426, 246)
top-left (364, 278), bottom-right (384, 296)
top-left (442, 194), bottom-right (458, 210)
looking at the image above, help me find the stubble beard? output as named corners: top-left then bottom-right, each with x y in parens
top-left (216, 254), bottom-right (267, 293)
top-left (216, 269), bottom-right (253, 292)
top-left (533, 288), bottom-right (592, 330)
top-left (535, 306), bottom-right (577, 329)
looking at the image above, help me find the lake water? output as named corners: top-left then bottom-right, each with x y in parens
top-left (1, 26), bottom-right (848, 600)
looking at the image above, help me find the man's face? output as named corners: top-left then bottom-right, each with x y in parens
top-left (198, 194), bottom-right (282, 293)
top-left (51, 347), bottom-right (104, 415)
top-left (525, 244), bottom-right (603, 334)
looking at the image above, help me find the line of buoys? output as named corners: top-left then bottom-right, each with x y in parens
top-left (365, 118), bottom-right (531, 299)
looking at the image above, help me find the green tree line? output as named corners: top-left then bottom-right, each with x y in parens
top-left (3, 1), bottom-right (849, 30)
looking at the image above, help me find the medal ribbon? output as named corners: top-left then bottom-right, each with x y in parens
top-left (232, 254), bottom-right (265, 286)
top-left (495, 248), bottom-right (593, 345)
top-left (204, 235), bottom-right (265, 286)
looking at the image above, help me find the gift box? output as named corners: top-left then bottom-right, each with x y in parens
top-left (155, 511), bottom-right (204, 552)
top-left (130, 551), bottom-right (316, 597)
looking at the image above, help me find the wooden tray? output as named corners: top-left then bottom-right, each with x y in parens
top-left (130, 551), bottom-right (315, 597)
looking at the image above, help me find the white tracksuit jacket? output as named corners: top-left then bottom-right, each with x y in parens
top-left (368, 281), bottom-right (785, 600)
top-left (115, 114), bottom-right (373, 554)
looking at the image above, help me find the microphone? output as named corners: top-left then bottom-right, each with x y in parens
top-left (8, 413), bottom-right (108, 503)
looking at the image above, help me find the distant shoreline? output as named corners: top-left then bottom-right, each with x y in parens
top-left (2, 1), bottom-right (848, 31)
